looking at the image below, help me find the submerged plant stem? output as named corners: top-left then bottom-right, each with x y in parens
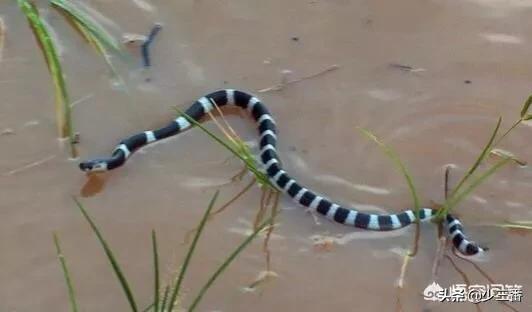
top-left (188, 217), bottom-right (273, 311)
top-left (17, 0), bottom-right (77, 157)
top-left (73, 197), bottom-right (138, 312)
top-left (167, 191), bottom-right (220, 312)
top-left (263, 191), bottom-right (280, 271)
top-left (448, 117), bottom-right (501, 200)
top-left (494, 119), bottom-right (521, 147)
top-left (151, 231), bottom-right (160, 312)
top-left (53, 232), bottom-right (79, 312)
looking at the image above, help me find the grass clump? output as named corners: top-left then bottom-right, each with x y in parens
top-left (174, 102), bottom-right (274, 189)
top-left (17, 0), bottom-right (77, 157)
top-left (356, 96), bottom-right (531, 311)
top-left (175, 99), bottom-right (281, 273)
top-left (55, 192), bottom-right (272, 311)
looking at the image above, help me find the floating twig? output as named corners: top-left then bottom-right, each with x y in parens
top-left (258, 64), bottom-right (339, 93)
top-left (388, 63), bottom-right (426, 73)
top-left (3, 154), bottom-right (56, 176)
top-left (141, 23), bottom-right (162, 67)
top-left (70, 93), bottom-right (94, 108)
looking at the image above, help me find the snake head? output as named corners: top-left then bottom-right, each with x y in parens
top-left (79, 159), bottom-right (108, 172)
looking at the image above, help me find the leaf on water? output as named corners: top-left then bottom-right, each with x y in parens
top-left (489, 148), bottom-right (527, 166)
top-left (122, 32), bottom-right (147, 47)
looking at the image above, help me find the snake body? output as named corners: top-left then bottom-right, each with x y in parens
top-left (80, 89), bottom-right (485, 257)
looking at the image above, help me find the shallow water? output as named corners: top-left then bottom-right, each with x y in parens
top-left (1, 0), bottom-right (532, 311)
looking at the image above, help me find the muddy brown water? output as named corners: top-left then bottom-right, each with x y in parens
top-left (2, 0), bottom-right (532, 311)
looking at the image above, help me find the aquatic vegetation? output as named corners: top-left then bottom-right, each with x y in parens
top-left (17, 0), bottom-right (77, 157)
top-left (357, 97), bottom-right (531, 311)
top-left (50, 0), bottom-right (129, 85)
top-left (50, 0), bottom-right (125, 57)
top-left (16, 0), bottom-right (133, 159)
top-left (436, 94), bottom-right (532, 220)
top-left (73, 197), bottom-right (138, 311)
top-left (176, 100), bottom-right (281, 272)
top-left (165, 191), bottom-right (220, 312)
top-left (175, 103), bottom-right (274, 189)
top-left (494, 95), bottom-right (532, 146)
top-left (357, 128), bottom-right (421, 218)
top-left (54, 193), bottom-right (272, 311)
top-left (53, 233), bottom-right (79, 312)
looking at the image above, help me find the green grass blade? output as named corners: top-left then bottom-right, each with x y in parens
top-left (53, 232), bottom-right (79, 312)
top-left (175, 108), bottom-right (273, 188)
top-left (17, 0), bottom-right (76, 157)
top-left (440, 157), bottom-right (510, 216)
top-left (50, 0), bottom-right (128, 87)
top-left (50, 0), bottom-right (125, 57)
top-left (358, 127), bottom-right (421, 212)
top-left (520, 95), bottom-right (532, 120)
top-left (152, 230), bottom-right (160, 312)
top-left (450, 117), bottom-right (501, 197)
top-left (494, 223), bottom-right (532, 231)
top-left (508, 220), bottom-right (532, 226)
top-left (490, 148), bottom-right (527, 166)
top-left (167, 191), bottom-right (220, 312)
top-left (72, 197), bottom-right (138, 312)
top-left (160, 285), bottom-right (170, 312)
top-left (188, 217), bottom-right (273, 312)
top-left (141, 303), bottom-right (154, 312)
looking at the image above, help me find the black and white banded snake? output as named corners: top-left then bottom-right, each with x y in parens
top-left (79, 89), bottom-right (485, 257)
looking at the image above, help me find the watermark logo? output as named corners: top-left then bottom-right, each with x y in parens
top-left (423, 282), bottom-right (523, 303)
top-left (423, 282), bottom-right (445, 301)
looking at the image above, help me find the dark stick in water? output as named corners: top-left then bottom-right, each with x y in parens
top-left (141, 23), bottom-right (162, 67)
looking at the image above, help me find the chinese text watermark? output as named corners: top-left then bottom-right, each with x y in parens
top-left (423, 282), bottom-right (523, 303)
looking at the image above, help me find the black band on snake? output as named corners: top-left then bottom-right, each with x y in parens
top-left (79, 89), bottom-right (485, 257)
